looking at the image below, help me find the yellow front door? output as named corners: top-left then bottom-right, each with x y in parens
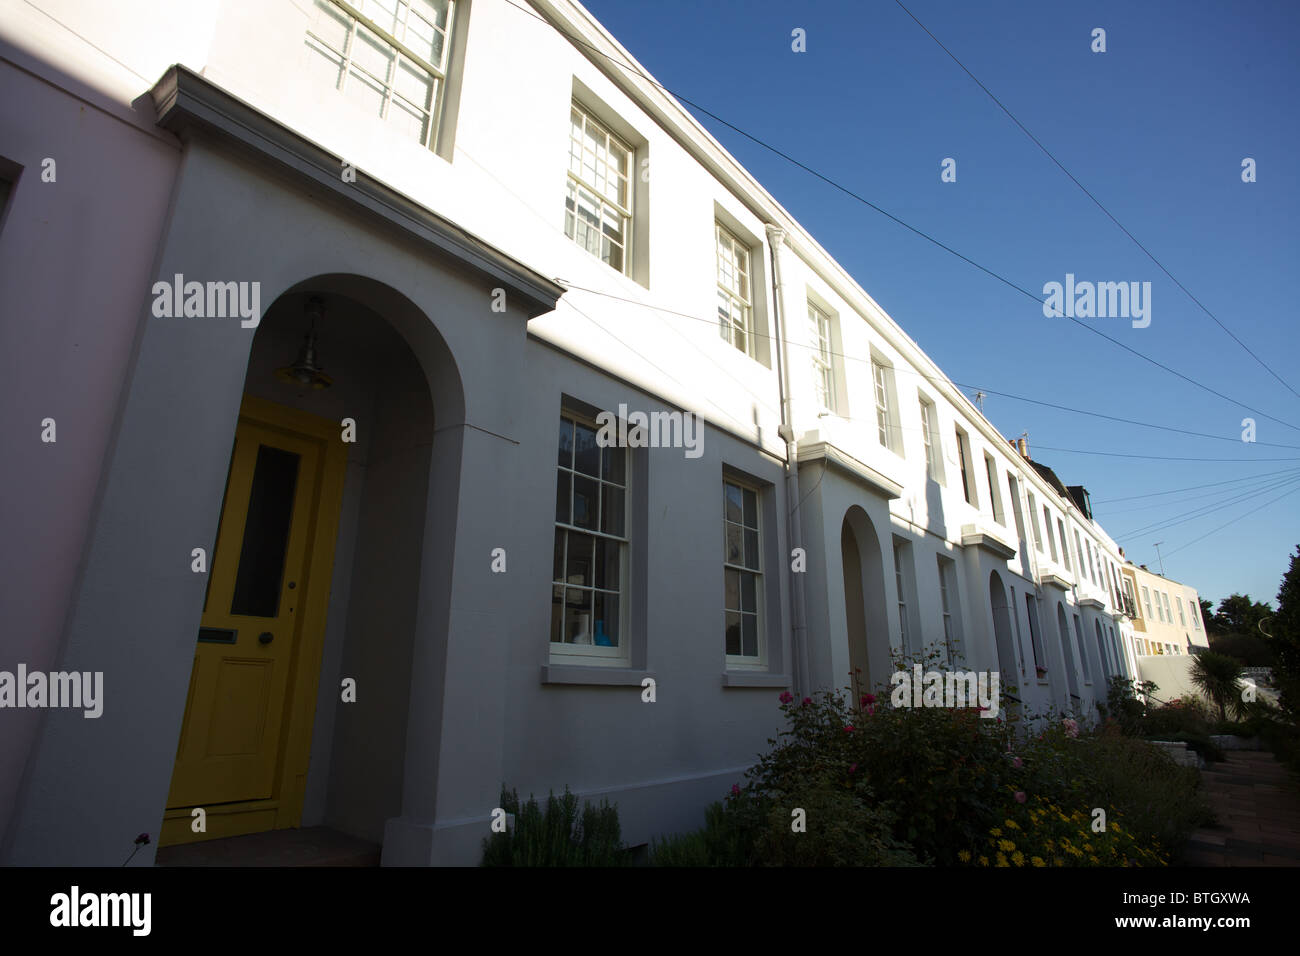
top-left (161, 397), bottom-right (346, 845)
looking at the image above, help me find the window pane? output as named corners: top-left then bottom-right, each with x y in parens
top-left (387, 95), bottom-right (429, 143)
top-left (743, 529), bottom-right (758, 569)
top-left (230, 445), bottom-right (301, 618)
top-left (593, 591), bottom-right (619, 647)
top-left (600, 485), bottom-right (624, 537)
top-left (572, 476), bottom-right (598, 529)
top-left (563, 587), bottom-right (592, 643)
top-left (351, 25), bottom-right (395, 81)
top-left (558, 417), bottom-right (574, 467)
top-left (565, 531), bottom-right (592, 587)
top-left (742, 614), bottom-right (758, 658)
top-left (725, 523), bottom-right (743, 565)
top-left (724, 568), bottom-right (740, 610)
top-left (552, 529), bottom-right (564, 582)
top-left (724, 483), bottom-right (743, 523)
top-left (594, 536), bottom-right (619, 590)
top-left (741, 571), bottom-right (757, 613)
top-left (394, 59), bottom-right (433, 108)
top-left (344, 67), bottom-right (386, 118)
top-left (602, 444), bottom-right (625, 484)
top-left (555, 472), bottom-right (570, 523)
top-left (743, 489), bottom-right (757, 528)
top-left (575, 422), bottom-right (600, 476)
top-left (725, 611), bottom-right (742, 656)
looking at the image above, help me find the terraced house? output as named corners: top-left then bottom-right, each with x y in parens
top-left (1, 0), bottom-right (1141, 866)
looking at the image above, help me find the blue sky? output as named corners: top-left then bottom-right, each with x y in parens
top-left (579, 0), bottom-right (1300, 610)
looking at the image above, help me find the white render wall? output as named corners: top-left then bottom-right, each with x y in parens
top-left (0, 0), bottom-right (1166, 862)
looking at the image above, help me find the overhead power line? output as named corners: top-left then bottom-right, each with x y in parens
top-left (892, 0), bottom-right (1300, 404)
top-left (502, 0), bottom-right (1300, 434)
top-left (1114, 472), bottom-right (1300, 538)
top-left (560, 282), bottom-right (1300, 452)
top-left (1162, 482), bottom-right (1300, 559)
top-left (1092, 467), bottom-right (1300, 503)
top-left (1093, 468), bottom-right (1300, 514)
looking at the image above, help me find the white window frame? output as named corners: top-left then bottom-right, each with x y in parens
top-left (307, 0), bottom-right (457, 151)
top-left (565, 102), bottom-right (634, 275)
top-left (723, 478), bottom-right (764, 666)
top-left (893, 538), bottom-right (912, 652)
top-left (984, 454), bottom-right (1004, 524)
top-left (1044, 506), bottom-right (1058, 563)
top-left (1028, 492), bottom-right (1043, 552)
top-left (551, 410), bottom-right (630, 664)
top-left (808, 302), bottom-right (836, 413)
top-left (716, 223), bottom-right (754, 356)
top-left (1191, 600), bottom-right (1201, 630)
top-left (872, 359), bottom-right (892, 449)
top-left (938, 555), bottom-right (960, 665)
top-left (1142, 586), bottom-right (1153, 620)
top-left (955, 426), bottom-right (977, 506)
top-left (919, 395), bottom-right (943, 484)
top-left (1057, 518), bottom-right (1071, 570)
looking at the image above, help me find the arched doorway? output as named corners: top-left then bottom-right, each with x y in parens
top-left (841, 506), bottom-right (890, 700)
top-left (159, 274), bottom-right (459, 850)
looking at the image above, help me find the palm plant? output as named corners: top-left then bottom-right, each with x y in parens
top-left (1189, 651), bottom-right (1245, 723)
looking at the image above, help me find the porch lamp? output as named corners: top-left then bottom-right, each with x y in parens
top-left (275, 296), bottom-right (333, 389)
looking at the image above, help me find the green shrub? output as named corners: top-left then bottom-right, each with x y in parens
top-left (481, 786), bottom-right (627, 866)
top-left (749, 773), bottom-right (918, 867)
top-left (1013, 724), bottom-right (1213, 860)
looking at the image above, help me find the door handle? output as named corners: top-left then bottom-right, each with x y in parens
top-left (258, 632), bottom-right (274, 645)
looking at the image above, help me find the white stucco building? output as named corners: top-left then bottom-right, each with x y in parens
top-left (2, 0), bottom-right (1148, 866)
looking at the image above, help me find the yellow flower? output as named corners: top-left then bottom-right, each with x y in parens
top-left (978, 855), bottom-right (989, 866)
top-left (995, 853), bottom-right (1009, 867)
top-left (998, 839), bottom-right (1016, 853)
top-left (1030, 856), bottom-right (1046, 867)
top-left (1004, 819), bottom-right (1019, 830)
top-left (1012, 851), bottom-right (1026, 866)
top-left (957, 850), bottom-right (972, 863)
top-left (990, 827), bottom-right (1002, 837)
top-left (1089, 854), bottom-right (1099, 863)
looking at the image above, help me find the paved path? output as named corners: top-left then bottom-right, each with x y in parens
top-left (1184, 750), bottom-right (1300, 866)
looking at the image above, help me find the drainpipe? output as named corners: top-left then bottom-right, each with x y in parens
top-left (765, 224), bottom-right (810, 696)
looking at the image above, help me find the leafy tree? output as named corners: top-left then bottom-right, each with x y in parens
top-left (1189, 652), bottom-right (1245, 723)
top-left (1213, 594), bottom-right (1273, 636)
top-left (1208, 631), bottom-right (1276, 667)
top-left (1267, 545), bottom-right (1300, 718)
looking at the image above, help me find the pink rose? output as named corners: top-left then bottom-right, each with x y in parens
top-left (801, 697), bottom-right (812, 706)
top-left (849, 763), bottom-right (858, 774)
top-left (779, 691), bottom-right (794, 704)
top-left (1012, 756), bottom-right (1023, 769)
top-left (1014, 791), bottom-right (1027, 804)
top-left (844, 725), bottom-right (855, 733)
top-left (730, 784), bottom-right (740, 796)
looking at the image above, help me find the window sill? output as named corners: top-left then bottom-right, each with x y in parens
top-left (722, 672), bottom-right (791, 688)
top-left (541, 663), bottom-right (652, 686)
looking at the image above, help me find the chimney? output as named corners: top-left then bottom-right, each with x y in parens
top-left (1016, 437), bottom-right (1030, 459)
